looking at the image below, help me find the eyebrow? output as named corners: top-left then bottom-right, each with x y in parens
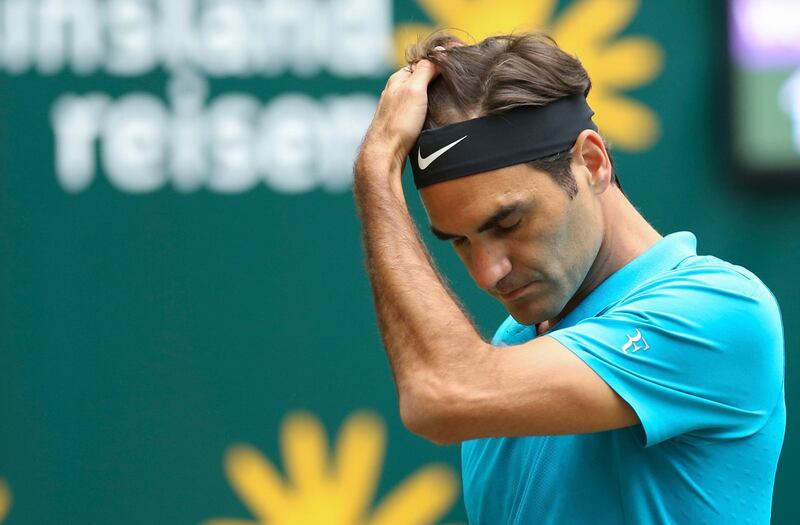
top-left (430, 202), bottom-right (526, 241)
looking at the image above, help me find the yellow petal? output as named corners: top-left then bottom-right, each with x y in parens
top-left (281, 412), bottom-right (330, 492)
top-left (0, 479), bottom-right (10, 522)
top-left (415, 0), bottom-right (467, 28)
top-left (417, 0), bottom-right (556, 34)
top-left (590, 37), bottom-right (664, 89)
top-left (203, 520), bottom-right (258, 525)
top-left (590, 93), bottom-right (661, 150)
top-left (224, 444), bottom-right (288, 521)
top-left (393, 23), bottom-right (438, 67)
top-left (552, 0), bottom-right (639, 54)
top-left (368, 464), bottom-right (459, 525)
top-left (333, 411), bottom-right (386, 521)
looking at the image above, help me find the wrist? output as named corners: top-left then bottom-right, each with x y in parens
top-left (353, 157), bottom-right (408, 214)
top-left (353, 145), bottom-right (408, 203)
top-left (354, 143), bottom-right (406, 181)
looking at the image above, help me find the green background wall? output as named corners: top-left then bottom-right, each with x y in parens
top-left (1, 1), bottom-right (797, 523)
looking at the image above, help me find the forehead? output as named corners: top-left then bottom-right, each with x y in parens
top-left (418, 163), bottom-right (555, 227)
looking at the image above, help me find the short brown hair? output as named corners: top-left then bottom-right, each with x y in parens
top-left (406, 32), bottom-right (620, 196)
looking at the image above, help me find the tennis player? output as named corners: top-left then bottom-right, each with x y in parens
top-left (353, 33), bottom-right (785, 524)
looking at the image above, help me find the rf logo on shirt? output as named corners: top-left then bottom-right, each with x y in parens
top-left (622, 329), bottom-right (649, 353)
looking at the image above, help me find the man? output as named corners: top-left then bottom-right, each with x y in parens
top-left (353, 33), bottom-right (784, 524)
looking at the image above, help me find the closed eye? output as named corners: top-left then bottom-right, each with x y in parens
top-left (495, 218), bottom-right (522, 234)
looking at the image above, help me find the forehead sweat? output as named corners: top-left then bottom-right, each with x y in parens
top-left (409, 94), bottom-right (598, 189)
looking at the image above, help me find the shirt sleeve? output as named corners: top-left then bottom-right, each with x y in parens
top-left (492, 315), bottom-right (536, 346)
top-left (547, 264), bottom-right (784, 447)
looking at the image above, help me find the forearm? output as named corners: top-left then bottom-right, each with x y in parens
top-left (353, 153), bottom-right (486, 423)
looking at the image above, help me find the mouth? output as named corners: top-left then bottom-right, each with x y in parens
top-left (497, 281), bottom-right (536, 302)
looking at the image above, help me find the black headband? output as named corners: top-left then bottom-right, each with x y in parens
top-left (409, 94), bottom-right (597, 189)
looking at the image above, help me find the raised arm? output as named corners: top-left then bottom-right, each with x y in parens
top-left (353, 62), bottom-right (638, 445)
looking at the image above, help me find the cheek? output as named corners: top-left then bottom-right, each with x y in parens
top-left (521, 210), bottom-right (574, 276)
top-left (535, 200), bottom-right (599, 286)
top-left (562, 202), bottom-right (603, 280)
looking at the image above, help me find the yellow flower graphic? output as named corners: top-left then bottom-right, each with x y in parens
top-left (205, 411), bottom-right (460, 525)
top-left (395, 0), bottom-right (664, 150)
top-left (0, 478), bottom-right (10, 523)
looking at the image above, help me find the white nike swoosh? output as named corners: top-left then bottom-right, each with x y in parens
top-left (417, 135), bottom-right (468, 170)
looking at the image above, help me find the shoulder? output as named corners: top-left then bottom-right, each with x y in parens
top-left (548, 255), bottom-right (784, 443)
top-left (633, 254), bottom-right (765, 297)
top-left (613, 255), bottom-right (782, 342)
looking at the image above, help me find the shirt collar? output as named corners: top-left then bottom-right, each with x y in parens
top-left (550, 231), bottom-right (698, 330)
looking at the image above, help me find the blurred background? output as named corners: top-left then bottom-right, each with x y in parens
top-left (0, 0), bottom-right (797, 523)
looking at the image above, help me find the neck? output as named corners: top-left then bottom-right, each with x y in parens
top-left (542, 188), bottom-right (661, 332)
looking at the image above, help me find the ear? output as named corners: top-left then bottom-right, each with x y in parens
top-left (571, 130), bottom-right (612, 194)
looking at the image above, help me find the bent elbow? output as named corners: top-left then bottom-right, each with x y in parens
top-left (398, 380), bottom-right (464, 445)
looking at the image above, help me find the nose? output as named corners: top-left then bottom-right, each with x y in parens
top-left (467, 240), bottom-right (512, 291)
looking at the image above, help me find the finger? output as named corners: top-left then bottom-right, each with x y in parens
top-left (408, 59), bottom-right (439, 91)
top-left (389, 67), bottom-right (410, 80)
top-left (386, 66), bottom-right (412, 88)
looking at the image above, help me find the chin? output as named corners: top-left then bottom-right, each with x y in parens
top-left (504, 294), bottom-right (565, 327)
top-left (506, 303), bottom-right (552, 327)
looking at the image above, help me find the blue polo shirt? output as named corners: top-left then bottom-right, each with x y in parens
top-left (462, 232), bottom-right (785, 524)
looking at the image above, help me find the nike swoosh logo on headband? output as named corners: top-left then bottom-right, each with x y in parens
top-left (417, 135), bottom-right (468, 170)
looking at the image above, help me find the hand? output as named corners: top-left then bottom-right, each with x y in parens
top-left (355, 60), bottom-right (439, 182)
